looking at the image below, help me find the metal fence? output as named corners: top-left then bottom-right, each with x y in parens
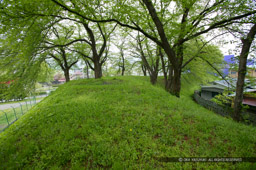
top-left (0, 96), bottom-right (37, 133)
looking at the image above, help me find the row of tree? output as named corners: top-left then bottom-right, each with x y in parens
top-left (0, 0), bottom-right (255, 120)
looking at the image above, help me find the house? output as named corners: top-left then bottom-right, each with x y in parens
top-left (211, 79), bottom-right (236, 89)
top-left (71, 70), bottom-right (84, 80)
top-left (223, 55), bottom-right (236, 77)
top-left (242, 89), bottom-right (256, 107)
top-left (200, 79), bottom-right (255, 100)
top-left (229, 89), bottom-right (256, 112)
top-left (201, 80), bottom-right (236, 100)
top-left (223, 55), bottom-right (256, 78)
top-left (248, 69), bottom-right (256, 78)
top-left (229, 69), bottom-right (256, 78)
top-left (52, 73), bottom-right (66, 84)
top-left (201, 85), bottom-right (225, 100)
top-left (200, 79), bottom-right (256, 112)
top-left (58, 78), bottom-right (66, 83)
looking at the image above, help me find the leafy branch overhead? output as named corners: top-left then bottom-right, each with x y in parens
top-left (0, 0), bottom-right (255, 97)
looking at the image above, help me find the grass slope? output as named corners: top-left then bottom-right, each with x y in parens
top-left (0, 77), bottom-right (256, 169)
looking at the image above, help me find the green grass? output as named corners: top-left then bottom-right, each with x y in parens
top-left (0, 76), bottom-right (255, 169)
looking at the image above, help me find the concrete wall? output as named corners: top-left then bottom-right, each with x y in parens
top-left (201, 90), bottom-right (213, 100)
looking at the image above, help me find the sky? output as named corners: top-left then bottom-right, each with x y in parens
top-left (219, 41), bottom-right (237, 56)
top-left (217, 34), bottom-right (255, 59)
top-left (208, 32), bottom-right (240, 56)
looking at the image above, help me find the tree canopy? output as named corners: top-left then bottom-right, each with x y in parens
top-left (0, 0), bottom-right (255, 98)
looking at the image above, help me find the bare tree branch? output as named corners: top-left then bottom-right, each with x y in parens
top-left (182, 32), bottom-right (229, 69)
top-left (38, 39), bottom-right (92, 49)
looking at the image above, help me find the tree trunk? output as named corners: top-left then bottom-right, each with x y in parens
top-left (150, 56), bottom-right (160, 85)
top-left (170, 67), bottom-right (182, 97)
top-left (121, 49), bottom-right (125, 76)
top-left (167, 41), bottom-right (183, 97)
top-left (121, 66), bottom-right (125, 76)
top-left (64, 69), bottom-right (70, 82)
top-left (165, 66), bottom-right (181, 97)
top-left (150, 71), bottom-right (158, 85)
top-left (142, 65), bottom-right (147, 76)
top-left (159, 49), bottom-right (167, 85)
top-left (85, 62), bottom-right (89, 79)
top-left (165, 65), bottom-right (173, 91)
top-left (94, 61), bottom-right (102, 79)
top-left (234, 23), bottom-right (256, 121)
top-left (142, 0), bottom-right (186, 97)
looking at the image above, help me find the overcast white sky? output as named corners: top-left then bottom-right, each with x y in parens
top-left (219, 41), bottom-right (237, 56)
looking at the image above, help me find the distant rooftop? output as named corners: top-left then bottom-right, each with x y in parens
top-left (224, 55), bottom-right (236, 64)
top-left (224, 55), bottom-right (255, 66)
top-left (212, 79), bottom-right (236, 89)
top-left (223, 55), bottom-right (256, 76)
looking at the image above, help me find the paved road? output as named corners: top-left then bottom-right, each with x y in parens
top-left (0, 96), bottom-right (46, 110)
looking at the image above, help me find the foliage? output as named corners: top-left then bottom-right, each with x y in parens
top-left (37, 62), bottom-right (55, 83)
top-left (211, 92), bottom-right (233, 107)
top-left (107, 29), bottom-right (135, 76)
top-left (244, 92), bottom-right (256, 98)
top-left (1, 0), bottom-right (256, 96)
top-left (182, 39), bottom-right (224, 83)
top-left (0, 0), bottom-right (56, 97)
top-left (0, 77), bottom-right (256, 169)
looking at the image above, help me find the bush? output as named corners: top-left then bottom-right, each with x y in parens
top-left (211, 92), bottom-right (232, 107)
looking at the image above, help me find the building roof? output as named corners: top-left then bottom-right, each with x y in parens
top-left (243, 98), bottom-right (256, 107)
top-left (211, 79), bottom-right (236, 89)
top-left (74, 71), bottom-right (83, 75)
top-left (202, 79), bottom-right (256, 94)
top-left (224, 55), bottom-right (255, 65)
top-left (59, 78), bottom-right (66, 82)
top-left (201, 85), bottom-right (224, 89)
top-left (229, 89), bottom-right (256, 97)
top-left (223, 55), bottom-right (256, 75)
top-left (201, 85), bottom-right (225, 93)
top-left (224, 55), bottom-right (236, 64)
